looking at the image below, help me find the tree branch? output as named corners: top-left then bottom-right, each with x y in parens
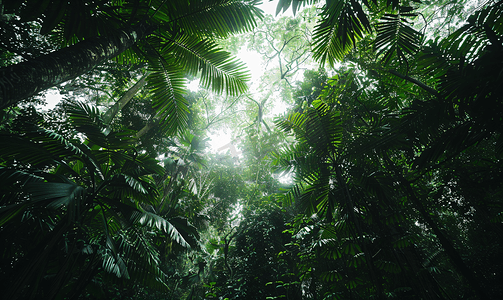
top-left (388, 69), bottom-right (439, 97)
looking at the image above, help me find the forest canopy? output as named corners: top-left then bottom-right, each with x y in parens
top-left (1, 0), bottom-right (502, 299)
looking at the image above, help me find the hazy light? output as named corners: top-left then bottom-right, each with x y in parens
top-left (210, 2), bottom-right (295, 155)
top-left (41, 88), bottom-right (63, 110)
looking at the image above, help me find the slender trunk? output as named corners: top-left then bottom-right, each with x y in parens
top-left (103, 73), bottom-right (149, 125)
top-left (402, 183), bottom-right (489, 299)
top-left (223, 230), bottom-right (236, 280)
top-left (387, 69), bottom-right (439, 97)
top-left (136, 117), bottom-right (159, 138)
top-left (382, 153), bottom-right (488, 299)
top-left (0, 23), bottom-right (155, 109)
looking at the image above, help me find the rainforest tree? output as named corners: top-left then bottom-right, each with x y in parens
top-left (1, 0), bottom-right (502, 299)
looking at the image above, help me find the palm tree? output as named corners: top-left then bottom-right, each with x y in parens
top-left (0, 0), bottom-right (262, 134)
top-left (0, 101), bottom-right (198, 299)
top-left (271, 1), bottom-right (503, 298)
top-left (273, 0), bottom-right (422, 67)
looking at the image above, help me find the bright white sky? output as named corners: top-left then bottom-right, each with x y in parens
top-left (206, 2), bottom-right (296, 154)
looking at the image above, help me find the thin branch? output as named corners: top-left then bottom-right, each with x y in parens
top-left (387, 69), bottom-right (439, 97)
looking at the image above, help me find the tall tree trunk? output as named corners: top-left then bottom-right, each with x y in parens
top-left (0, 23), bottom-right (154, 109)
top-left (136, 117), bottom-right (159, 139)
top-left (103, 72), bottom-right (149, 125)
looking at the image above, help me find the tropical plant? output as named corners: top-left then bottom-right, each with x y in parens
top-left (0, 101), bottom-right (198, 299)
top-left (210, 209), bottom-right (301, 300)
top-left (0, 0), bottom-right (262, 135)
top-left (274, 0), bottom-right (422, 67)
top-left (2, 1), bottom-right (503, 299)
top-left (271, 1), bottom-right (503, 294)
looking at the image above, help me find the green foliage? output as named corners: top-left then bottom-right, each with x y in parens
top-left (1, 0), bottom-right (263, 130)
top-left (375, 7), bottom-right (423, 65)
top-left (269, 4), bottom-right (503, 297)
top-left (2, 1), bottom-right (503, 300)
top-left (212, 209), bottom-right (301, 300)
top-left (313, 0), bottom-right (372, 65)
top-left (0, 102), bottom-right (198, 299)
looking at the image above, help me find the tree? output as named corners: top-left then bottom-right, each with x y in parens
top-left (0, 0), bottom-right (262, 135)
top-left (0, 101), bottom-right (198, 299)
top-left (270, 1), bottom-right (503, 298)
top-left (2, 1), bottom-right (503, 299)
top-left (210, 209), bottom-right (302, 300)
top-left (248, 12), bottom-right (314, 85)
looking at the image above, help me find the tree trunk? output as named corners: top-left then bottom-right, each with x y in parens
top-left (402, 183), bottom-right (489, 299)
top-left (136, 117), bottom-right (159, 139)
top-left (103, 72), bottom-right (149, 125)
top-left (383, 153), bottom-right (488, 299)
top-left (0, 23), bottom-right (155, 109)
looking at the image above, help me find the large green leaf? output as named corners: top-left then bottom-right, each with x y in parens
top-left (375, 8), bottom-right (422, 65)
top-left (312, 0), bottom-right (372, 65)
top-left (146, 55), bottom-right (190, 136)
top-left (0, 129), bottom-right (103, 180)
top-left (28, 181), bottom-right (85, 207)
top-left (65, 100), bottom-right (137, 149)
top-left (153, 0), bottom-right (263, 38)
top-left (112, 201), bottom-right (195, 248)
top-left (161, 33), bottom-right (250, 95)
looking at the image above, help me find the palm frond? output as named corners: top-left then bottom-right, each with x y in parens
top-left (147, 56), bottom-right (190, 136)
top-left (0, 167), bottom-right (45, 188)
top-left (93, 150), bottom-right (133, 174)
top-left (64, 100), bottom-right (137, 149)
top-left (0, 167), bottom-right (46, 225)
top-left (274, 98), bottom-right (343, 218)
top-left (126, 153), bottom-right (165, 175)
top-left (305, 100), bottom-right (342, 157)
top-left (300, 164), bottom-right (339, 221)
top-left (136, 211), bottom-right (193, 248)
top-left (419, 2), bottom-right (503, 82)
top-left (312, 0), bottom-right (372, 65)
top-left (115, 228), bottom-right (170, 290)
top-left (275, 111), bottom-right (307, 133)
top-left (0, 129), bottom-right (103, 180)
top-left (275, 0), bottom-right (318, 16)
top-left (113, 201), bottom-right (193, 248)
top-left (161, 33), bottom-right (250, 95)
top-left (270, 142), bottom-right (310, 176)
top-left (27, 182), bottom-right (86, 222)
top-left (375, 8), bottom-right (422, 65)
top-left (102, 250), bottom-right (130, 279)
top-left (450, 1), bottom-right (503, 47)
top-left (154, 0), bottom-right (263, 39)
top-left (166, 216), bottom-right (200, 247)
top-left (102, 174), bottom-right (158, 205)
